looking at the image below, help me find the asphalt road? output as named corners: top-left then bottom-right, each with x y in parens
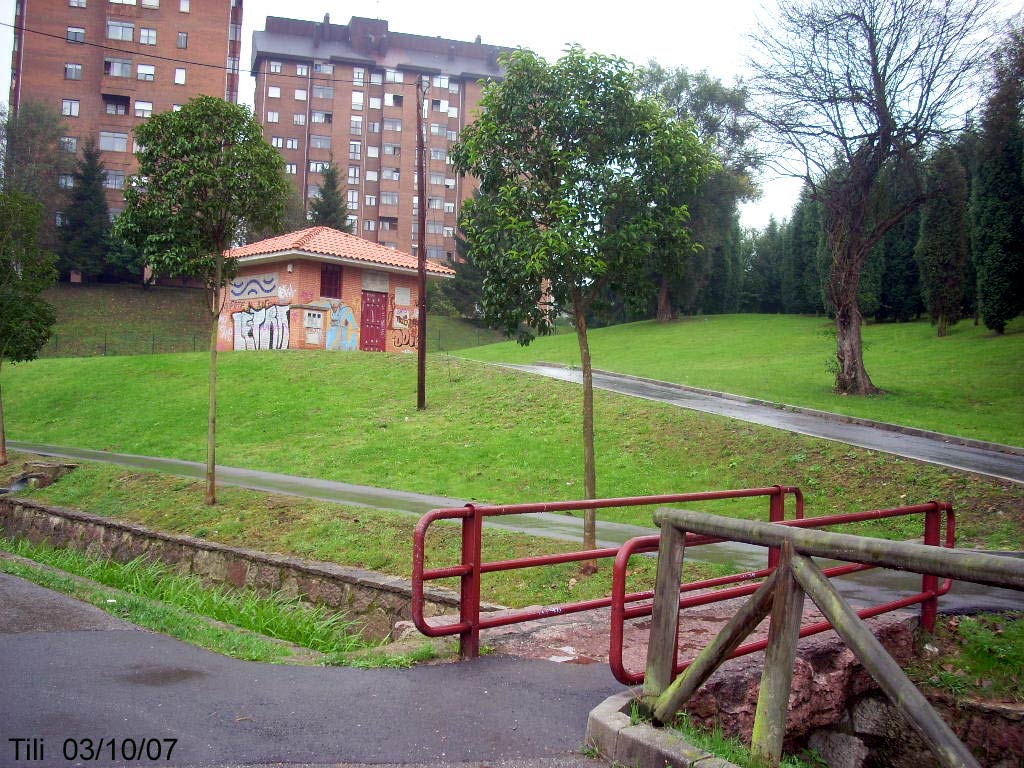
top-left (0, 574), bottom-right (616, 768)
top-left (505, 364), bottom-right (1024, 484)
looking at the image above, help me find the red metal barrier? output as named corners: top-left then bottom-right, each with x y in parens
top-left (410, 486), bottom-right (952, 679)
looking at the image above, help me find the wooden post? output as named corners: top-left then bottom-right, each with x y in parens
top-left (751, 542), bottom-right (805, 767)
top-left (652, 567), bottom-right (778, 724)
top-left (790, 553), bottom-right (981, 768)
top-left (642, 522), bottom-right (687, 701)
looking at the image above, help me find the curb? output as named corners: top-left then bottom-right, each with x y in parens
top-left (584, 691), bottom-right (738, 768)
top-left (534, 362), bottom-right (1024, 457)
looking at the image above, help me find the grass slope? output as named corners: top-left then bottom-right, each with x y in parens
top-left (5, 354), bottom-right (1021, 549)
top-left (463, 314), bottom-right (1024, 446)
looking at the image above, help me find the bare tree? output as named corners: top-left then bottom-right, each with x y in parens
top-left (749, 0), bottom-right (997, 394)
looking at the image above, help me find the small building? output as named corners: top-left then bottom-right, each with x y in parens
top-left (217, 226), bottom-right (455, 354)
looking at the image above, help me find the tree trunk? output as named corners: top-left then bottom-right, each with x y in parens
top-left (0, 364), bottom-right (7, 467)
top-left (573, 295), bottom-right (598, 563)
top-left (204, 263), bottom-right (222, 506)
top-left (656, 276), bottom-right (676, 323)
top-left (937, 314), bottom-right (948, 338)
top-left (833, 301), bottom-right (880, 395)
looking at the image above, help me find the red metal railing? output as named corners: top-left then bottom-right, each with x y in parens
top-left (410, 486), bottom-right (952, 679)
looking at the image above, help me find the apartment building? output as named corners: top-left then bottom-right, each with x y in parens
top-left (252, 15), bottom-right (513, 263)
top-left (9, 0), bottom-right (243, 216)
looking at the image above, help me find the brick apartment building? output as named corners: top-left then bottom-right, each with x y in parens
top-left (251, 15), bottom-right (514, 264)
top-left (9, 0), bottom-right (243, 218)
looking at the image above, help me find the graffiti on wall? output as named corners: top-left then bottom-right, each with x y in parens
top-left (393, 316), bottom-right (419, 351)
top-left (230, 273), bottom-right (278, 299)
top-left (232, 303), bottom-right (291, 350)
top-left (326, 302), bottom-right (360, 351)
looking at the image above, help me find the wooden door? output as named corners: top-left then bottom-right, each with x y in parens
top-left (359, 290), bottom-right (388, 352)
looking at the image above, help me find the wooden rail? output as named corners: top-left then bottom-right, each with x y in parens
top-left (640, 507), bottom-right (1024, 768)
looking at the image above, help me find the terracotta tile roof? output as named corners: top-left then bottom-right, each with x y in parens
top-left (226, 226), bottom-right (456, 277)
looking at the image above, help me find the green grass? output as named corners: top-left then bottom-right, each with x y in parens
top-left (666, 713), bottom-right (829, 768)
top-left (14, 455), bottom-right (693, 608)
top-left (6, 353), bottom-right (1021, 549)
top-left (911, 612), bottom-right (1024, 702)
top-left (1, 535), bottom-right (366, 655)
top-left (462, 313), bottom-right (1024, 446)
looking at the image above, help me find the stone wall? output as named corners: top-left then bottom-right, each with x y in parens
top-left (0, 497), bottom-right (483, 641)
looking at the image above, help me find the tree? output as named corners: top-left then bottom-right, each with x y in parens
top-left (972, 25), bottom-right (1024, 334)
top-left (114, 96), bottom-right (288, 504)
top-left (916, 144), bottom-right (969, 336)
top-left (0, 191), bottom-right (57, 465)
top-left (308, 161), bottom-right (353, 232)
top-left (750, 0), bottom-right (996, 393)
top-left (57, 139), bottom-right (109, 280)
top-left (0, 101), bottom-right (70, 250)
top-left (451, 48), bottom-right (713, 553)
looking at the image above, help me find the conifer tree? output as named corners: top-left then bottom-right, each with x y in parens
top-left (308, 161), bottom-right (353, 232)
top-left (58, 139), bottom-right (109, 279)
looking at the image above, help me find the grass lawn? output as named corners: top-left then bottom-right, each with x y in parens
top-left (4, 353), bottom-right (1021, 550)
top-left (462, 314), bottom-right (1024, 447)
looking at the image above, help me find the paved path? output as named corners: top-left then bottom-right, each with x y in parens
top-left (0, 573), bottom-right (614, 768)
top-left (503, 364), bottom-right (1024, 484)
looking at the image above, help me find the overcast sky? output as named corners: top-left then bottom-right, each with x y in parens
top-left (4, 0), bottom-right (1009, 228)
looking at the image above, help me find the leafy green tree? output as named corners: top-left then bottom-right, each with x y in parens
top-left (0, 101), bottom-right (71, 250)
top-left (0, 191), bottom-right (57, 464)
top-left (750, 0), bottom-right (996, 393)
top-left (308, 161), bottom-right (353, 232)
top-left (451, 48), bottom-right (713, 552)
top-left (972, 26), bottom-right (1024, 334)
top-left (916, 144), bottom-right (969, 336)
top-left (57, 139), bottom-right (109, 280)
top-left (114, 96), bottom-right (288, 504)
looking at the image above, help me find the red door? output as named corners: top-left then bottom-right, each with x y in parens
top-left (359, 290), bottom-right (388, 352)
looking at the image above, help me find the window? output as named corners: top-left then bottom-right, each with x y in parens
top-left (383, 118), bottom-right (401, 132)
top-left (142, 0), bottom-right (159, 7)
top-left (64, 63), bottom-right (82, 80)
top-left (174, 31), bottom-right (187, 48)
top-left (179, 0), bottom-right (189, 11)
top-left (309, 161), bottom-right (328, 173)
top-left (380, 217), bottom-right (397, 231)
top-left (69, 0), bottom-right (86, 6)
top-left (229, 23), bottom-right (240, 41)
top-left (227, 57), bottom-right (240, 75)
top-left (60, 136), bottom-right (77, 152)
top-left (284, 163), bottom-right (296, 174)
top-left (107, 20), bottom-right (133, 41)
top-left (109, 0), bottom-right (136, 5)
top-left (427, 246), bottom-right (445, 261)
top-left (445, 177), bottom-right (456, 189)
top-left (448, 81), bottom-right (460, 94)
top-left (444, 201), bottom-right (455, 214)
top-left (56, 212), bottom-right (66, 227)
top-left (365, 170), bottom-right (378, 181)
top-left (267, 86), bottom-right (280, 98)
top-left (140, 27), bottom-right (156, 45)
top-left (312, 85), bottom-right (333, 99)
top-left (430, 172), bottom-right (445, 185)
top-left (59, 174), bottom-right (75, 189)
top-left (174, 67), bottom-right (186, 85)
top-left (383, 143), bottom-right (400, 156)
top-left (351, 92), bottom-right (364, 110)
top-left (370, 71), bottom-right (383, 85)
top-left (364, 194), bottom-right (376, 206)
top-left (310, 135), bottom-right (331, 149)
top-left (104, 57), bottom-right (131, 77)
top-left (296, 63), bottom-right (308, 76)
top-left (286, 137), bottom-right (298, 149)
top-left (443, 226), bottom-right (455, 238)
top-left (431, 99), bottom-right (448, 112)
top-left (349, 141), bottom-right (361, 160)
top-left (446, 129), bottom-right (458, 142)
top-left (103, 170), bottom-right (126, 189)
top-left (271, 136), bottom-right (283, 148)
top-left (312, 111), bottom-right (332, 124)
top-left (367, 146), bottom-right (379, 158)
top-left (295, 89), bottom-right (307, 101)
top-left (350, 115), bottom-right (363, 135)
top-left (269, 61), bottom-right (281, 73)
top-left (432, 74), bottom-right (449, 89)
top-left (172, 104), bottom-right (182, 111)
top-left (137, 64), bottom-right (155, 81)
top-left (105, 100), bottom-right (127, 115)
top-left (307, 184), bottom-right (320, 198)
top-left (364, 219), bottom-right (376, 231)
top-left (448, 107), bottom-right (459, 119)
top-left (428, 197), bottom-right (443, 210)
top-left (347, 189), bottom-right (359, 209)
top-left (381, 191), bottom-right (399, 206)
top-left (427, 220), bottom-right (444, 234)
top-left (348, 166), bottom-right (360, 183)
top-left (430, 148), bottom-right (446, 161)
top-left (266, 111), bottom-right (279, 123)
top-left (293, 113), bottom-right (306, 126)
top-left (320, 264), bottom-right (342, 299)
top-left (384, 93), bottom-right (403, 107)
top-left (385, 69), bottom-right (403, 83)
top-left (134, 101), bottom-right (153, 118)
top-left (368, 121), bottom-right (381, 134)
top-left (67, 26), bottom-right (85, 42)
top-left (382, 167), bottom-right (400, 181)
top-left (353, 67), bottom-right (365, 86)
top-left (99, 131), bottom-right (128, 151)
top-left (430, 123), bottom-right (444, 136)
top-left (313, 61), bottom-right (333, 74)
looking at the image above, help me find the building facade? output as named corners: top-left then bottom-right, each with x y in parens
top-left (9, 0), bottom-right (243, 217)
top-left (219, 226), bottom-right (455, 354)
top-left (251, 15), bottom-right (512, 264)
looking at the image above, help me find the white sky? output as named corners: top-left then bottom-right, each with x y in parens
top-left (12, 0), bottom-right (989, 229)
